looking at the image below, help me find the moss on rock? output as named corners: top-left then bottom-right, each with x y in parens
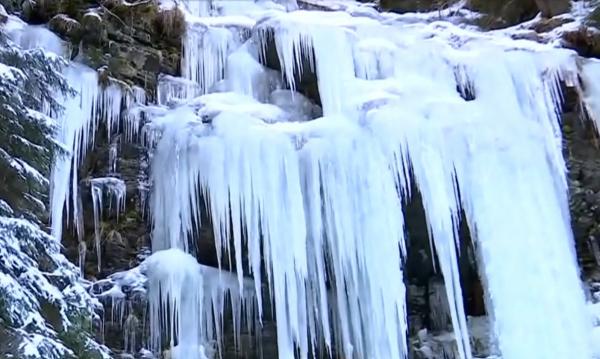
top-left (57, 315), bottom-right (105, 359)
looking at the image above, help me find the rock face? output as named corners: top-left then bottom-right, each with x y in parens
top-left (563, 85), bottom-right (600, 282)
top-left (11, 0), bottom-right (184, 95)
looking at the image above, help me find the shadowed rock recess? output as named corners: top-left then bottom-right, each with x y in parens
top-left (1, 0), bottom-right (600, 358)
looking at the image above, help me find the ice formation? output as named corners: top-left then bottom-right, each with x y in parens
top-left (6, 19), bottom-right (148, 247)
top-left (143, 248), bottom-right (257, 358)
top-left (90, 177), bottom-right (127, 272)
top-left (142, 1), bottom-right (597, 358)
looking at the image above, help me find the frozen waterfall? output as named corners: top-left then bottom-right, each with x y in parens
top-left (146, 1), bottom-right (596, 358)
top-left (14, 0), bottom-right (600, 358)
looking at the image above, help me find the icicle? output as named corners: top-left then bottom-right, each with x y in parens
top-left (142, 249), bottom-right (254, 359)
top-left (90, 177), bottom-right (127, 272)
top-left (144, 5), bottom-right (598, 359)
top-left (78, 240), bottom-right (87, 277)
top-left (157, 74), bottom-right (197, 106)
top-left (108, 139), bottom-right (118, 174)
top-left (581, 59), bottom-right (600, 130)
top-left (50, 64), bottom-right (101, 242)
top-left (144, 249), bottom-right (204, 357)
top-left (124, 86), bottom-right (147, 142)
top-left (91, 183), bottom-right (103, 273)
top-left (353, 38), bottom-right (396, 80)
top-left (100, 83), bottom-right (124, 143)
top-left (180, 0), bottom-right (212, 17)
top-left (182, 24), bottom-right (235, 95)
top-left (226, 43), bottom-right (283, 102)
top-left (149, 106), bottom-right (409, 358)
top-left (124, 313), bottom-right (139, 354)
top-left (450, 49), bottom-right (592, 359)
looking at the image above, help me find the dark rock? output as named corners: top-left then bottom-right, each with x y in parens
top-left (562, 83), bottom-right (600, 277)
top-left (379, 0), bottom-right (448, 13)
top-left (588, 5), bottom-right (600, 28)
top-left (534, 0), bottom-right (570, 18)
top-left (0, 4), bottom-right (8, 23)
top-left (468, 0), bottom-right (539, 29)
top-left (21, 0), bottom-right (95, 24)
top-left (562, 27), bottom-right (600, 59)
top-left (48, 14), bottom-right (83, 43)
top-left (154, 6), bottom-right (186, 47)
top-left (81, 11), bottom-right (107, 45)
top-left (532, 16), bottom-right (573, 33)
top-left (0, 0), bottom-right (18, 14)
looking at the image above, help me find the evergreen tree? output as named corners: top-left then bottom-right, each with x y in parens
top-left (0, 31), bottom-right (71, 220)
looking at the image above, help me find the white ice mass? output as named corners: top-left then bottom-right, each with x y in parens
top-left (8, 0), bottom-right (600, 358)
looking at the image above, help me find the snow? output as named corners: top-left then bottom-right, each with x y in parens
top-left (0, 199), bottom-right (13, 215)
top-left (0, 216), bottom-right (110, 358)
top-left (0, 62), bottom-right (21, 81)
top-left (0, 147), bottom-right (49, 187)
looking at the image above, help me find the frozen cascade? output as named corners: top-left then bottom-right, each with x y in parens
top-left (182, 24), bottom-right (236, 96)
top-left (124, 85), bottom-right (147, 142)
top-left (48, 68), bottom-right (144, 245)
top-left (90, 177), bottom-right (127, 272)
top-left (6, 17), bottom-right (147, 245)
top-left (143, 248), bottom-right (257, 358)
top-left (143, 2), bottom-right (599, 359)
